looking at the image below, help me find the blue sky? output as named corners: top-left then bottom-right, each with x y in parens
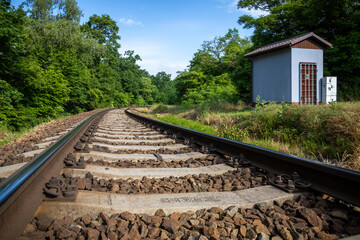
top-left (13, 0), bottom-right (265, 78)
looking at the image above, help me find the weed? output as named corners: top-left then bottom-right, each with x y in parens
top-left (278, 102), bottom-right (288, 119)
top-left (255, 95), bottom-right (266, 111)
top-left (0, 125), bottom-right (30, 145)
top-left (0, 112), bottom-right (72, 146)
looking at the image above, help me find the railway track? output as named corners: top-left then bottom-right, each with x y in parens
top-left (0, 108), bottom-right (359, 240)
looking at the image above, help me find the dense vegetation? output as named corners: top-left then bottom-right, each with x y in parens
top-left (173, 29), bottom-right (252, 105)
top-left (0, 0), bottom-right (173, 130)
top-left (148, 102), bottom-right (360, 170)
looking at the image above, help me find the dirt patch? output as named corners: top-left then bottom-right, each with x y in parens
top-left (177, 109), bottom-right (200, 120)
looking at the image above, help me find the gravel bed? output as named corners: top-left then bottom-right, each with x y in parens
top-left (21, 194), bottom-right (360, 240)
top-left (86, 155), bottom-right (224, 168)
top-left (67, 168), bottom-right (268, 194)
top-left (0, 109), bottom-right (102, 167)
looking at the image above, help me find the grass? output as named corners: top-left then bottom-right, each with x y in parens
top-left (154, 114), bottom-right (217, 135)
top-left (0, 112), bottom-right (72, 146)
top-left (0, 125), bottom-right (31, 145)
top-left (146, 101), bottom-right (360, 171)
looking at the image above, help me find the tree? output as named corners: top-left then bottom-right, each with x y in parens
top-left (175, 71), bottom-right (208, 98)
top-left (0, 80), bottom-right (23, 127)
top-left (231, 55), bottom-right (252, 102)
top-left (58, 0), bottom-right (82, 22)
top-left (139, 77), bottom-right (156, 104)
top-left (190, 29), bottom-right (251, 75)
top-left (176, 28), bottom-right (252, 103)
top-left (81, 14), bottom-right (120, 59)
top-left (0, 0), bottom-right (27, 86)
top-left (24, 0), bottom-right (82, 22)
top-left (0, 0), bottom-right (172, 129)
top-left (237, 0), bottom-right (360, 100)
top-left (150, 72), bottom-right (176, 104)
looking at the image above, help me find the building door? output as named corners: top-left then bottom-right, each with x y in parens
top-left (300, 63), bottom-right (317, 105)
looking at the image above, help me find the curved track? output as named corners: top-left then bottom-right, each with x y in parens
top-left (0, 108), bottom-right (359, 240)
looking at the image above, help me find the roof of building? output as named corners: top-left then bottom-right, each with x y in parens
top-left (244, 32), bottom-right (332, 58)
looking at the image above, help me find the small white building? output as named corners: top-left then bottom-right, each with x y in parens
top-left (245, 32), bottom-right (333, 105)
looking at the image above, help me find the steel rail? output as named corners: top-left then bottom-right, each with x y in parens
top-left (0, 114), bottom-right (93, 207)
top-left (125, 109), bottom-right (360, 206)
top-left (0, 109), bottom-right (109, 239)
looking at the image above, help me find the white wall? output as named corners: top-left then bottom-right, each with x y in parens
top-left (291, 48), bottom-right (324, 103)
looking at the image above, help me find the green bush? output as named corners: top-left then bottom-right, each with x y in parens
top-left (219, 102), bottom-right (360, 168)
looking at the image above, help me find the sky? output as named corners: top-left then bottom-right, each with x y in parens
top-left (12, 0), bottom-right (265, 78)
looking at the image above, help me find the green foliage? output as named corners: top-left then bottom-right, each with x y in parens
top-left (113, 92), bottom-right (132, 107)
top-left (218, 123), bottom-right (249, 142)
top-left (176, 72), bottom-right (239, 105)
top-left (277, 101), bottom-right (288, 119)
top-left (0, 1), bottom-right (27, 90)
top-left (237, 0), bottom-right (360, 100)
top-left (133, 96), bottom-right (147, 107)
top-left (219, 102), bottom-right (360, 166)
top-left (150, 72), bottom-right (176, 104)
top-left (81, 14), bottom-right (120, 59)
top-left (0, 80), bottom-right (23, 124)
top-left (175, 28), bottom-right (252, 105)
top-left (254, 95), bottom-right (266, 111)
top-left (23, 0), bottom-right (82, 23)
top-left (230, 54), bottom-right (251, 102)
top-left (0, 0), bottom-right (174, 130)
top-left (29, 64), bottom-right (70, 116)
top-left (139, 77), bottom-right (157, 105)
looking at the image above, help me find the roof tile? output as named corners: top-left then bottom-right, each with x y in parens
top-left (245, 32), bottom-right (332, 58)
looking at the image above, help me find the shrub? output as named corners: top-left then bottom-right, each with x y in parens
top-left (218, 102), bottom-right (360, 169)
top-left (152, 104), bottom-right (169, 113)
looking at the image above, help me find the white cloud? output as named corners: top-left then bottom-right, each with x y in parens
top-left (219, 0), bottom-right (268, 18)
top-left (119, 17), bottom-right (142, 26)
top-left (238, 8), bottom-right (268, 18)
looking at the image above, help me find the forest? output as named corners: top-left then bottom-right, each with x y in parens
top-left (1, 0), bottom-right (359, 130)
top-left (1, 0), bottom-right (176, 130)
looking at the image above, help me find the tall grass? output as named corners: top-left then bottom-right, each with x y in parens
top-left (0, 125), bottom-right (30, 145)
top-left (218, 102), bottom-right (360, 170)
top-left (0, 112), bottom-right (72, 146)
top-left (150, 101), bottom-right (360, 170)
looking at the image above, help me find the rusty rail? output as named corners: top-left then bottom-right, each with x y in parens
top-left (0, 109), bottom-right (110, 239)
